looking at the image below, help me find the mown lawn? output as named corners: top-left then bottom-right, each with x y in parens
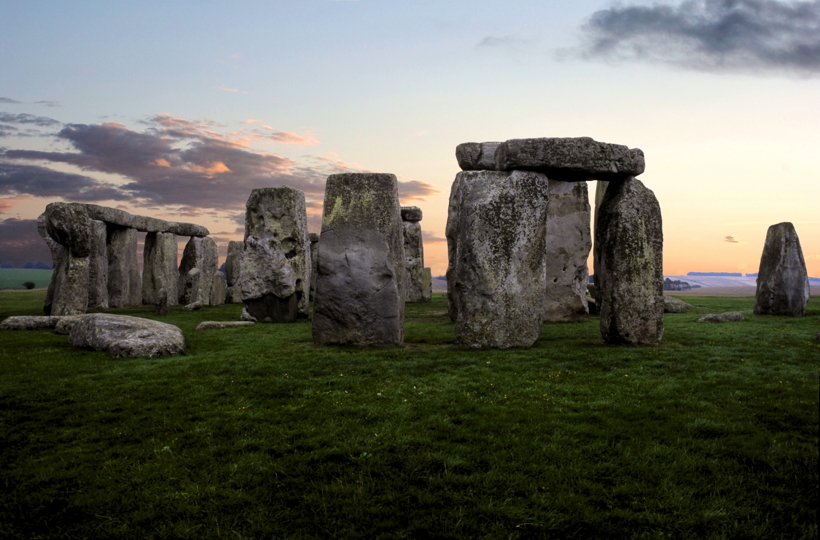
top-left (0, 290), bottom-right (817, 539)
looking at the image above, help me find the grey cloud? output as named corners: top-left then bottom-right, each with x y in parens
top-left (0, 218), bottom-right (53, 267)
top-left (0, 113), bottom-right (61, 127)
top-left (0, 162), bottom-right (131, 201)
top-left (0, 98), bottom-right (23, 104)
top-left (576, 0), bottom-right (820, 74)
top-left (422, 230), bottom-right (446, 244)
top-left (477, 35), bottom-right (531, 49)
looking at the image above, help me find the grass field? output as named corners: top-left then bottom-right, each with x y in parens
top-left (1, 290), bottom-right (817, 539)
top-left (0, 268), bottom-right (53, 290)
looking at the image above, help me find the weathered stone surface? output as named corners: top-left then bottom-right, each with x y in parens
top-left (698, 312), bottom-right (745, 323)
top-left (210, 271), bottom-right (227, 306)
top-left (183, 301), bottom-right (202, 311)
top-left (544, 180), bottom-right (591, 321)
top-left (446, 170), bottom-right (549, 348)
top-left (753, 222), bottom-right (810, 317)
top-left (495, 137), bottom-right (645, 181)
top-left (664, 296), bottom-right (693, 313)
top-left (240, 186), bottom-right (311, 322)
top-left (594, 177), bottom-right (664, 344)
top-left (44, 202), bottom-right (91, 257)
top-left (54, 316), bottom-right (83, 335)
top-left (179, 237), bottom-right (219, 306)
top-left (400, 206), bottom-right (423, 222)
top-left (49, 253), bottom-right (90, 316)
top-left (1, 316), bottom-right (64, 330)
top-left (195, 321), bottom-right (255, 331)
top-left (87, 220), bottom-right (109, 309)
top-left (155, 287), bottom-right (170, 315)
top-left (455, 142), bottom-right (501, 171)
top-left (240, 307), bottom-right (257, 322)
top-left (309, 233), bottom-right (319, 301)
top-left (107, 226), bottom-right (141, 308)
top-left (38, 214), bottom-right (65, 315)
top-left (142, 232), bottom-right (179, 306)
top-left (313, 173), bottom-right (405, 345)
top-left (82, 203), bottom-right (209, 237)
top-left (225, 241), bottom-right (243, 286)
top-left (422, 268), bottom-right (433, 302)
top-left (67, 314), bottom-right (185, 358)
top-left (403, 219), bottom-right (425, 303)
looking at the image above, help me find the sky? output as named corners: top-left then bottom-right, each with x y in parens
top-left (1, 0), bottom-right (819, 277)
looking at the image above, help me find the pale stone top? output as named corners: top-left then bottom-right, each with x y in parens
top-left (400, 206), bottom-right (423, 222)
top-left (82, 203), bottom-right (209, 236)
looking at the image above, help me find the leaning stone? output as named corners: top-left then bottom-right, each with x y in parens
top-left (400, 206), bottom-right (423, 222)
top-left (67, 314), bottom-right (185, 358)
top-left (664, 296), bottom-right (694, 314)
top-left (753, 222), bottom-right (810, 317)
top-left (240, 186), bottom-right (311, 322)
top-left (195, 321), bottom-right (255, 331)
top-left (446, 170), bottom-right (549, 348)
top-left (1, 316), bottom-right (65, 330)
top-left (403, 216), bottom-right (425, 303)
top-left (698, 312), bottom-right (745, 323)
top-left (183, 301), bottom-right (202, 311)
top-left (87, 220), bottom-right (109, 309)
top-left (225, 241), bottom-right (243, 287)
top-left (107, 226), bottom-right (141, 307)
top-left (495, 137), bottom-right (645, 181)
top-left (178, 237), bottom-right (219, 306)
top-left (455, 142), bottom-right (501, 171)
top-left (422, 268), bottom-right (433, 303)
top-left (544, 180), bottom-right (591, 321)
top-left (594, 177), bottom-right (664, 344)
top-left (142, 232), bottom-right (179, 306)
top-left (209, 271), bottom-right (227, 306)
top-left (313, 173), bottom-right (405, 345)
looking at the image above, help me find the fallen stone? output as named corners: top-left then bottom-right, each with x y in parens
top-left (446, 170), bottom-right (549, 348)
top-left (240, 186), bottom-right (311, 321)
top-left (183, 301), bottom-right (202, 311)
top-left (753, 222), bottom-right (810, 317)
top-left (698, 312), bottom-right (745, 323)
top-left (67, 314), bottom-right (185, 358)
top-left (664, 296), bottom-right (694, 313)
top-left (594, 177), bottom-right (664, 344)
top-left (1, 316), bottom-right (65, 330)
top-left (142, 232), bottom-right (179, 306)
top-left (55, 316), bottom-right (83, 335)
top-left (313, 173), bottom-right (405, 345)
top-left (107, 226), bottom-right (141, 308)
top-left (544, 180), bottom-right (591, 321)
top-left (495, 137), bottom-right (645, 181)
top-left (455, 142), bottom-right (501, 171)
top-left (195, 321), bottom-right (255, 331)
top-left (179, 237), bottom-right (219, 306)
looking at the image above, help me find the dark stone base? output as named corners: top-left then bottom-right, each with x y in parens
top-left (244, 293), bottom-right (302, 323)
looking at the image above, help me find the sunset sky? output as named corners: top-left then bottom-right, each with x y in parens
top-left (2, 0), bottom-right (818, 277)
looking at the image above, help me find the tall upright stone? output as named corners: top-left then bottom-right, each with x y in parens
top-left (37, 213), bottom-right (65, 315)
top-left (422, 267), bottom-right (433, 302)
top-left (309, 233), bottom-right (319, 301)
top-left (87, 220), bottom-right (109, 309)
top-left (107, 226), bottom-right (141, 308)
top-left (224, 240), bottom-right (244, 304)
top-left (446, 170), bottom-right (549, 349)
top-left (179, 236), bottom-right (219, 306)
top-left (401, 206), bottom-right (425, 302)
top-left (313, 173), bottom-right (405, 345)
top-left (239, 186), bottom-right (311, 322)
top-left (43, 202), bottom-right (92, 316)
top-left (594, 177), bottom-right (664, 344)
top-left (544, 180), bottom-right (591, 321)
top-left (753, 222), bottom-right (810, 317)
top-left (142, 232), bottom-right (179, 306)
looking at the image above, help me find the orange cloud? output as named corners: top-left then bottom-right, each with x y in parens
top-left (154, 158), bottom-right (172, 167)
top-left (219, 85), bottom-right (248, 94)
top-left (724, 235), bottom-right (741, 243)
top-left (191, 162), bottom-right (231, 176)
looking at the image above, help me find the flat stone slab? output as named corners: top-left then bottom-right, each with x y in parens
top-left (82, 203), bottom-right (208, 237)
top-left (1, 315), bottom-right (69, 330)
top-left (400, 206), bottom-right (423, 222)
top-left (195, 321), bottom-right (255, 331)
top-left (456, 142), bottom-right (501, 171)
top-left (494, 137), bottom-right (645, 181)
top-left (697, 312), bottom-right (745, 323)
top-left (66, 314), bottom-right (185, 358)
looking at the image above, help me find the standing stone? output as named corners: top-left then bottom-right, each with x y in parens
top-left (313, 173), bottom-right (405, 345)
top-left (38, 213), bottom-right (65, 315)
top-left (155, 287), bottom-right (170, 315)
top-left (422, 267), bottom-right (433, 302)
top-left (179, 237), bottom-right (218, 306)
top-left (142, 232), bottom-right (178, 306)
top-left (544, 180), bottom-right (591, 321)
top-left (44, 203), bottom-right (92, 316)
top-left (594, 177), bottom-right (664, 344)
top-left (309, 233), bottom-right (319, 301)
top-left (210, 271), bottom-right (227, 306)
top-left (239, 186), bottom-right (311, 322)
top-left (107, 226), bottom-right (141, 308)
top-left (753, 222), bottom-right (810, 317)
top-left (225, 240), bottom-right (243, 304)
top-left (402, 206), bottom-right (425, 302)
top-left (446, 170), bottom-right (549, 349)
top-left (87, 220), bottom-right (109, 309)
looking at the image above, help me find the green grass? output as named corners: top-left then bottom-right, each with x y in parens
top-left (1, 291), bottom-right (817, 539)
top-left (0, 268), bottom-right (53, 290)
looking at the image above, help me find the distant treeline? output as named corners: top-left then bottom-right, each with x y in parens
top-left (0, 261), bottom-right (52, 270)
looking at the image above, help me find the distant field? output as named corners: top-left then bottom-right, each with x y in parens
top-left (0, 269), bottom-right (53, 290)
